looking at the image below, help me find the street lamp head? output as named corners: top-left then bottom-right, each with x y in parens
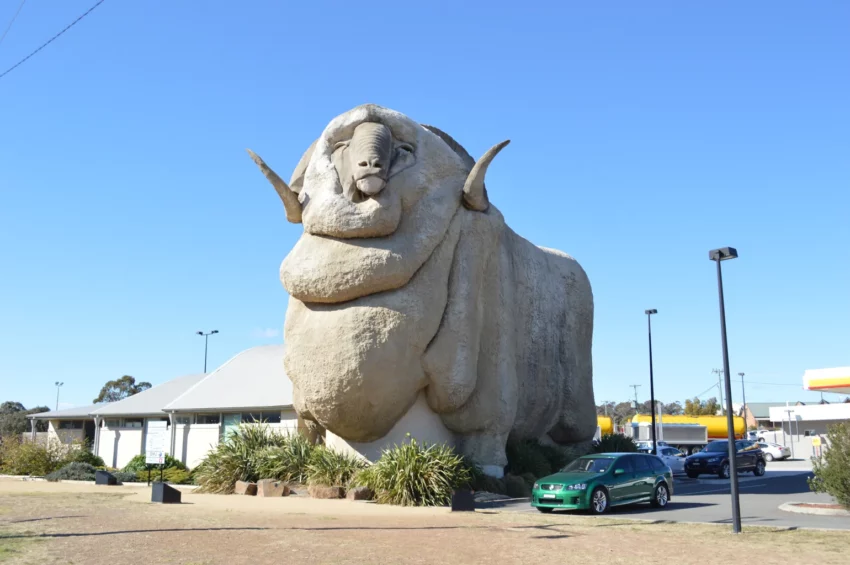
top-left (645, 309), bottom-right (657, 315)
top-left (196, 331), bottom-right (203, 335)
top-left (708, 247), bottom-right (738, 261)
top-left (212, 330), bottom-right (219, 334)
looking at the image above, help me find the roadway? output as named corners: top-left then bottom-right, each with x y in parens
top-left (477, 459), bottom-right (850, 530)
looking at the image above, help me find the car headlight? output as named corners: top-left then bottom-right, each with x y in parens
top-left (567, 483), bottom-right (587, 490)
top-left (533, 483), bottom-right (539, 490)
top-left (708, 457), bottom-right (720, 463)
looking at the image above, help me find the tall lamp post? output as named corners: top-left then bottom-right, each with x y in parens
top-left (54, 381), bottom-right (64, 411)
top-left (196, 330), bottom-right (219, 373)
top-left (709, 246), bottom-right (741, 534)
top-left (739, 372), bottom-right (747, 430)
top-left (645, 309), bottom-right (658, 454)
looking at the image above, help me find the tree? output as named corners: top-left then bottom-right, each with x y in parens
top-left (808, 422), bottom-right (850, 509)
top-left (612, 402), bottom-right (636, 426)
top-left (93, 375), bottom-right (152, 403)
top-left (684, 397), bottom-right (720, 416)
top-left (0, 402), bottom-right (50, 438)
top-left (595, 402), bottom-right (616, 416)
top-left (662, 402), bottom-right (683, 415)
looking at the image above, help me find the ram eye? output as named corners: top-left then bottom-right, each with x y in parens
top-left (396, 143), bottom-right (414, 153)
top-left (333, 141), bottom-right (349, 151)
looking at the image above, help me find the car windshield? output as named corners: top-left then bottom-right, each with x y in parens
top-left (704, 442), bottom-right (728, 453)
top-left (561, 457), bottom-right (612, 473)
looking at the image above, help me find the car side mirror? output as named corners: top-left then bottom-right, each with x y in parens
top-left (614, 468), bottom-right (625, 476)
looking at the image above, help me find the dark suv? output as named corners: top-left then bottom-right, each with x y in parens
top-left (684, 440), bottom-right (766, 479)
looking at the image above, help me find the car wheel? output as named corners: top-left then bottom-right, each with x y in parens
top-left (764, 453), bottom-right (774, 462)
top-left (589, 487), bottom-right (609, 515)
top-left (754, 460), bottom-right (766, 476)
top-left (719, 462), bottom-right (731, 479)
top-left (537, 507), bottom-right (553, 513)
top-left (650, 483), bottom-right (670, 509)
top-left (686, 471), bottom-right (700, 479)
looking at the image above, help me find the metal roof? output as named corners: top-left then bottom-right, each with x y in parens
top-left (28, 403), bottom-right (102, 420)
top-left (90, 373), bottom-right (207, 417)
top-left (746, 402), bottom-right (799, 419)
top-left (164, 344), bottom-right (291, 412)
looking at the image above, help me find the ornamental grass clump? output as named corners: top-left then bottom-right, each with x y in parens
top-left (355, 435), bottom-right (472, 507)
top-left (306, 446), bottom-right (367, 488)
top-left (194, 423), bottom-right (290, 494)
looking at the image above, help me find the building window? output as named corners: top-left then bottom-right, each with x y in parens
top-left (175, 416), bottom-right (191, 425)
top-left (196, 414), bottom-right (220, 425)
top-left (241, 412), bottom-right (281, 424)
top-left (123, 418), bottom-right (143, 428)
top-left (262, 411), bottom-right (281, 424)
top-left (58, 420), bottom-right (83, 429)
top-left (104, 419), bottom-right (120, 428)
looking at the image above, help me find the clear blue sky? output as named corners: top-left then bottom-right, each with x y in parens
top-left (1, 1), bottom-right (848, 411)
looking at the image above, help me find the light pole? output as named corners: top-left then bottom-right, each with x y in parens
top-left (739, 372), bottom-right (747, 430)
top-left (54, 381), bottom-right (63, 411)
top-left (645, 309), bottom-right (658, 454)
top-left (709, 246), bottom-right (741, 534)
top-left (196, 330), bottom-right (219, 373)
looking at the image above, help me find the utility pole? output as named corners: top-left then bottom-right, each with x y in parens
top-left (630, 384), bottom-right (641, 411)
top-left (738, 372), bottom-right (747, 430)
top-left (784, 408), bottom-right (796, 459)
top-left (712, 368), bottom-right (724, 414)
top-left (54, 381), bottom-right (64, 411)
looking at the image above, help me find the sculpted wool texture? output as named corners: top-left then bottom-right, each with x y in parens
top-left (248, 104), bottom-right (595, 476)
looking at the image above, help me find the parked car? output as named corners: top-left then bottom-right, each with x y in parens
top-left (756, 442), bottom-right (791, 461)
top-left (531, 453), bottom-right (674, 515)
top-left (746, 430), bottom-right (766, 442)
top-left (656, 446), bottom-right (687, 474)
top-left (684, 440), bottom-right (766, 479)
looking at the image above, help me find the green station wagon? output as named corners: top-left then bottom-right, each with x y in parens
top-left (531, 452), bottom-right (674, 514)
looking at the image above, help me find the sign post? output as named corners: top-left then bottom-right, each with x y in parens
top-left (145, 421), bottom-right (168, 483)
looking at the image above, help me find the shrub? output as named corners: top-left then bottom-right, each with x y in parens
top-left (306, 446), bottom-right (366, 488)
top-left (255, 433), bottom-right (315, 484)
top-left (112, 471), bottom-right (140, 483)
top-left (809, 422), bottom-right (850, 509)
top-left (65, 447), bottom-right (105, 468)
top-left (0, 438), bottom-right (67, 476)
top-left (121, 453), bottom-right (188, 473)
top-left (136, 467), bottom-right (193, 485)
top-left (520, 472), bottom-right (537, 489)
top-left (504, 474), bottom-right (531, 498)
top-left (45, 462), bottom-right (97, 482)
top-left (505, 439), bottom-right (552, 478)
top-left (471, 474), bottom-right (507, 495)
top-left (592, 434), bottom-right (638, 454)
top-left (355, 436), bottom-right (471, 506)
top-left (194, 423), bottom-right (294, 494)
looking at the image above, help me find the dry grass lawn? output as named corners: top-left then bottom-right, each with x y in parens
top-left (0, 479), bottom-right (847, 565)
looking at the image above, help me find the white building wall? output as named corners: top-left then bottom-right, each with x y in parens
top-left (47, 421), bottom-right (84, 445)
top-left (98, 426), bottom-right (117, 469)
top-left (96, 426), bottom-right (144, 470)
top-left (184, 425), bottom-right (220, 469)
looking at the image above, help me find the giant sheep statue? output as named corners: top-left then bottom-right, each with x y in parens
top-left (248, 104), bottom-right (594, 477)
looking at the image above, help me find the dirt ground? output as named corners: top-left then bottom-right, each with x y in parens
top-left (0, 479), bottom-right (847, 565)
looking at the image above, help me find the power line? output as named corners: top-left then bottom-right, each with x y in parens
top-left (0, 0), bottom-right (28, 48)
top-left (0, 0), bottom-right (107, 81)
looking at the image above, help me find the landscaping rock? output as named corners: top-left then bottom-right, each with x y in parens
top-left (308, 485), bottom-right (344, 499)
top-left (234, 481), bottom-right (257, 495)
top-left (346, 486), bottom-right (374, 501)
top-left (257, 479), bottom-right (290, 497)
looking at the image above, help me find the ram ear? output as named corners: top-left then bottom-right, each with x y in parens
top-left (247, 149), bottom-right (302, 223)
top-left (289, 138), bottom-right (318, 193)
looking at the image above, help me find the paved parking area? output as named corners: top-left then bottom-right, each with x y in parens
top-left (478, 460), bottom-right (850, 530)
